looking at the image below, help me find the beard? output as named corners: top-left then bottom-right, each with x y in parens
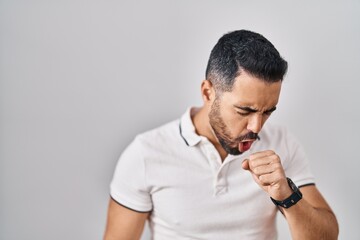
top-left (208, 98), bottom-right (258, 155)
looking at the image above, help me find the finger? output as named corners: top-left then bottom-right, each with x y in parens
top-left (258, 173), bottom-right (274, 186)
top-left (251, 162), bottom-right (281, 176)
top-left (248, 150), bottom-right (275, 160)
top-left (242, 159), bottom-right (250, 170)
top-left (258, 173), bottom-right (286, 187)
top-left (248, 153), bottom-right (280, 169)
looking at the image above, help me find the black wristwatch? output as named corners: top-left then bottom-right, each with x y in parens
top-left (271, 178), bottom-right (302, 209)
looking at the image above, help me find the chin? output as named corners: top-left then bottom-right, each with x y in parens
top-left (223, 145), bottom-right (243, 156)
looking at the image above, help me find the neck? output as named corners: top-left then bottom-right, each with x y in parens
top-left (192, 107), bottom-right (228, 161)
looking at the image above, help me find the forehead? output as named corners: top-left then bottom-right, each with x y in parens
top-left (221, 72), bottom-right (282, 108)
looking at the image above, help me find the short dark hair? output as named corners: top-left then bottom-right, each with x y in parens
top-left (205, 30), bottom-right (288, 92)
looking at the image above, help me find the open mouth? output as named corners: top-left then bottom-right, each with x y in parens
top-left (238, 140), bottom-right (255, 152)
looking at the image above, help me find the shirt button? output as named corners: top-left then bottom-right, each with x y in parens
top-left (210, 154), bottom-right (217, 161)
top-left (214, 186), bottom-right (227, 196)
top-left (216, 185), bottom-right (224, 190)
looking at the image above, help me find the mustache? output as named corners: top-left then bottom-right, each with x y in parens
top-left (235, 132), bottom-right (259, 142)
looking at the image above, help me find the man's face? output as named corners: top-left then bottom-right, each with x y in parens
top-left (208, 72), bottom-right (282, 155)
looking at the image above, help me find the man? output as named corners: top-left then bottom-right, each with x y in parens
top-left (104, 30), bottom-right (339, 239)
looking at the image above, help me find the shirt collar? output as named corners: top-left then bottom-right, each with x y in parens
top-left (179, 107), bottom-right (202, 147)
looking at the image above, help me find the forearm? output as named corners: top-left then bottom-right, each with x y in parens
top-left (242, 151), bottom-right (338, 239)
top-left (283, 198), bottom-right (339, 240)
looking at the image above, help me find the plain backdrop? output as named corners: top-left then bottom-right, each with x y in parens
top-left (1, 0), bottom-right (359, 239)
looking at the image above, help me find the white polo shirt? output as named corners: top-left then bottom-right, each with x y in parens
top-left (110, 107), bottom-right (315, 240)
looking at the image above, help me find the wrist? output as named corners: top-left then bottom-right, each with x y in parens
top-left (271, 178), bottom-right (302, 209)
top-left (270, 177), bottom-right (293, 201)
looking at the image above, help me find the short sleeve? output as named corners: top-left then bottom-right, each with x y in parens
top-left (282, 129), bottom-right (316, 188)
top-left (110, 136), bottom-right (153, 212)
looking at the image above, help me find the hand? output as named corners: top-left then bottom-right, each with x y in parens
top-left (242, 150), bottom-right (292, 201)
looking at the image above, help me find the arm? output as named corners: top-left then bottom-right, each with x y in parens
top-left (103, 198), bottom-right (150, 240)
top-left (242, 150), bottom-right (339, 240)
top-left (282, 185), bottom-right (338, 240)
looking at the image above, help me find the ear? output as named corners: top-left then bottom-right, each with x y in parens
top-left (201, 80), bottom-right (215, 104)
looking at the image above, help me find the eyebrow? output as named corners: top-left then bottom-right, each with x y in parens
top-left (234, 105), bottom-right (277, 113)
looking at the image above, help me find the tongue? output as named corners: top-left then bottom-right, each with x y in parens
top-left (239, 141), bottom-right (253, 152)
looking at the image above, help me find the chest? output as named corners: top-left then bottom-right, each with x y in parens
top-left (145, 149), bottom-right (277, 238)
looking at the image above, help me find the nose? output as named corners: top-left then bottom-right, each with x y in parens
top-left (247, 114), bottom-right (263, 134)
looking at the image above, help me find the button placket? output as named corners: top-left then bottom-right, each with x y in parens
top-left (201, 142), bottom-right (221, 174)
top-left (213, 162), bottom-right (230, 196)
top-left (199, 138), bottom-right (232, 196)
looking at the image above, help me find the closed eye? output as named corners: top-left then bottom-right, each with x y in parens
top-left (234, 105), bottom-right (277, 116)
top-left (264, 107), bottom-right (277, 115)
top-left (237, 111), bottom-right (251, 116)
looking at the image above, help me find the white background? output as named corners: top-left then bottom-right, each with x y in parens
top-left (1, 1), bottom-right (359, 239)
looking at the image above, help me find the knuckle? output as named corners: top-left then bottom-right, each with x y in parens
top-left (275, 162), bottom-right (283, 169)
top-left (249, 153), bottom-right (256, 160)
top-left (272, 165), bottom-right (282, 173)
top-left (267, 150), bottom-right (275, 155)
top-left (249, 160), bottom-right (256, 169)
top-left (258, 175), bottom-right (263, 181)
top-left (270, 154), bottom-right (280, 162)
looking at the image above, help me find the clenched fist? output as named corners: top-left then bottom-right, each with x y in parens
top-left (242, 150), bottom-right (292, 201)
